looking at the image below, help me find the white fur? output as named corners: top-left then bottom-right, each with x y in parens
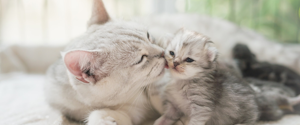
top-left (45, 1), bottom-right (165, 125)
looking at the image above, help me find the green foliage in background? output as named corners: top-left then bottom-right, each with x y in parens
top-left (185, 0), bottom-right (300, 43)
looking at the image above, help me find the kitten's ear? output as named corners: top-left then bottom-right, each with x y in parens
top-left (62, 50), bottom-right (97, 84)
top-left (88, 0), bottom-right (110, 27)
top-left (206, 45), bottom-right (218, 62)
top-left (202, 40), bottom-right (218, 62)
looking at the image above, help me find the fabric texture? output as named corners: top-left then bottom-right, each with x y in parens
top-left (0, 73), bottom-right (299, 125)
top-left (0, 45), bottom-right (64, 74)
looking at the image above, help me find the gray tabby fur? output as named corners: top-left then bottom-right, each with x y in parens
top-left (154, 29), bottom-right (258, 125)
top-left (245, 78), bottom-right (300, 121)
top-left (218, 58), bottom-right (300, 121)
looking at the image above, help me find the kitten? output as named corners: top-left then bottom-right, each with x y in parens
top-left (232, 43), bottom-right (300, 95)
top-left (44, 0), bottom-right (165, 125)
top-left (245, 78), bottom-right (300, 121)
top-left (154, 29), bottom-right (258, 125)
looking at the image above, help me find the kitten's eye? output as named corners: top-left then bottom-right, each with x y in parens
top-left (185, 57), bottom-right (194, 63)
top-left (169, 51), bottom-right (175, 56)
top-left (135, 55), bottom-right (148, 65)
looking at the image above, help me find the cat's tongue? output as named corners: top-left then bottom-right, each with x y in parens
top-left (165, 64), bottom-right (169, 69)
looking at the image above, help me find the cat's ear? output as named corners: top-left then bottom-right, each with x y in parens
top-left (88, 0), bottom-right (110, 27)
top-left (204, 41), bottom-right (218, 62)
top-left (62, 50), bottom-right (97, 84)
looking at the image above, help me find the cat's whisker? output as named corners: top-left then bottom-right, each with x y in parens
top-left (129, 87), bottom-right (145, 111)
top-left (147, 83), bottom-right (156, 111)
top-left (142, 85), bottom-right (153, 111)
top-left (117, 85), bottom-right (141, 111)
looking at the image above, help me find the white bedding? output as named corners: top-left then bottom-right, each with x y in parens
top-left (0, 73), bottom-right (299, 125)
top-left (0, 73), bottom-right (77, 125)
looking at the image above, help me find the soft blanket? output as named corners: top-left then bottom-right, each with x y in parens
top-left (0, 73), bottom-right (299, 125)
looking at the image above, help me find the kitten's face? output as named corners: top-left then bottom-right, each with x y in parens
top-left (165, 29), bottom-right (217, 79)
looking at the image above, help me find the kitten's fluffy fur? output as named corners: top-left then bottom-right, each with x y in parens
top-left (45, 0), bottom-right (165, 125)
top-left (216, 55), bottom-right (300, 121)
top-left (232, 43), bottom-right (300, 95)
top-left (155, 29), bottom-right (258, 125)
top-left (246, 78), bottom-right (300, 121)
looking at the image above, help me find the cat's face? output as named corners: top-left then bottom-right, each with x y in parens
top-left (64, 22), bottom-right (166, 88)
top-left (62, 1), bottom-right (166, 92)
top-left (165, 29), bottom-right (218, 79)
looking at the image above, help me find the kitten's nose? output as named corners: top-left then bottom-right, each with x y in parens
top-left (173, 62), bottom-right (180, 68)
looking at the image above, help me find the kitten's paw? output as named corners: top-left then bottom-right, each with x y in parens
top-left (87, 110), bottom-right (117, 125)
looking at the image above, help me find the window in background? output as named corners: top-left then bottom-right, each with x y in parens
top-left (0, 0), bottom-right (156, 45)
top-left (185, 0), bottom-right (300, 43)
top-left (0, 0), bottom-right (299, 45)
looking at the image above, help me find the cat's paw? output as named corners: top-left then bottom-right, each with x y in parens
top-left (88, 116), bottom-right (117, 125)
top-left (87, 110), bottom-right (117, 125)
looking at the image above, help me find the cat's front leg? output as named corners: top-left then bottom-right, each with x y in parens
top-left (154, 102), bottom-right (182, 125)
top-left (87, 109), bottom-right (132, 125)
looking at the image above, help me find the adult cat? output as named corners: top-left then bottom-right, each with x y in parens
top-left (44, 0), bottom-right (165, 125)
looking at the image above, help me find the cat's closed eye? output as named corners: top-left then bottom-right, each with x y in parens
top-left (147, 32), bottom-right (150, 40)
top-left (135, 55), bottom-right (148, 65)
top-left (185, 57), bottom-right (194, 62)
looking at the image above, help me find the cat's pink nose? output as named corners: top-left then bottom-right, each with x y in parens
top-left (173, 62), bottom-right (179, 68)
top-left (160, 52), bottom-right (165, 58)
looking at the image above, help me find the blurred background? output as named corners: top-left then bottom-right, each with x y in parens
top-left (0, 0), bottom-right (299, 46)
top-left (0, 0), bottom-right (300, 73)
top-left (1, 1), bottom-right (300, 125)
